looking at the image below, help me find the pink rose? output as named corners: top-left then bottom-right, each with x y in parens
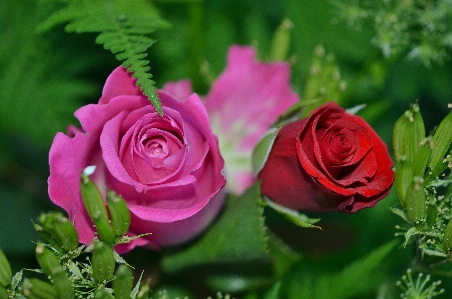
top-left (48, 67), bottom-right (226, 251)
top-left (163, 45), bottom-right (299, 194)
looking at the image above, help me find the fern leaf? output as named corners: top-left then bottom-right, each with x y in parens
top-left (38, 0), bottom-right (168, 115)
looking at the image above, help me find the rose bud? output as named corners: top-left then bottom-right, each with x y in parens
top-left (258, 102), bottom-right (394, 212)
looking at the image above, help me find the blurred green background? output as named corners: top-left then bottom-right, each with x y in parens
top-left (1, 0), bottom-right (451, 298)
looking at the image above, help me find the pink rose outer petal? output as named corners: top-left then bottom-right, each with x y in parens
top-left (204, 45), bottom-right (299, 194)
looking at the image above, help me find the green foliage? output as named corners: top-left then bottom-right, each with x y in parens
top-left (332, 0), bottom-right (452, 67)
top-left (283, 241), bottom-right (398, 299)
top-left (0, 0), bottom-right (97, 148)
top-left (161, 184), bottom-right (268, 273)
top-left (38, 0), bottom-right (169, 115)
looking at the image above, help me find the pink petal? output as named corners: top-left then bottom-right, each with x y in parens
top-left (205, 45), bottom-right (299, 194)
top-left (99, 67), bottom-right (143, 105)
top-left (162, 80), bottom-right (194, 102)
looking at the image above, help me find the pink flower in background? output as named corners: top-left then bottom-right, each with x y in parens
top-left (164, 45), bottom-right (300, 194)
top-left (48, 67), bottom-right (226, 252)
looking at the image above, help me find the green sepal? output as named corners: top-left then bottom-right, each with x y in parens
top-left (22, 278), bottom-right (57, 299)
top-left (252, 127), bottom-right (279, 175)
top-left (38, 212), bottom-right (79, 252)
top-left (262, 197), bottom-right (321, 229)
top-left (113, 265), bottom-right (134, 299)
top-left (80, 171), bottom-right (115, 245)
top-left (0, 250), bottom-right (12, 287)
top-left (393, 103), bottom-right (425, 164)
top-left (429, 110), bottom-right (452, 170)
top-left (394, 159), bottom-right (414, 207)
top-left (91, 241), bottom-right (116, 282)
top-left (107, 191), bottom-right (131, 237)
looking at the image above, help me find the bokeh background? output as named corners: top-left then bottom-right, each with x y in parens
top-left (1, 0), bottom-right (452, 298)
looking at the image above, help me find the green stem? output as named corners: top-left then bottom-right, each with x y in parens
top-left (187, 1), bottom-right (206, 93)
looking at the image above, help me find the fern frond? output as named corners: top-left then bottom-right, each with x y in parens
top-left (38, 0), bottom-right (169, 115)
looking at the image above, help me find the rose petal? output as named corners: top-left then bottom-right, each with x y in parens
top-left (99, 67), bottom-right (143, 105)
top-left (162, 80), bottom-right (194, 102)
top-left (205, 45), bottom-right (299, 193)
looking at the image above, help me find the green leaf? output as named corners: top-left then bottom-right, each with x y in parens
top-left (10, 270), bottom-right (23, 291)
top-left (162, 184), bottom-right (268, 273)
top-left (262, 197), bottom-right (321, 229)
top-left (390, 207), bottom-right (410, 224)
top-left (264, 281), bottom-right (282, 299)
top-left (286, 241), bottom-right (398, 299)
top-left (206, 274), bottom-right (271, 294)
top-left (38, 0), bottom-right (169, 115)
top-left (266, 231), bottom-right (301, 277)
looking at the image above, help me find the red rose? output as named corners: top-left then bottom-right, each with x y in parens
top-left (258, 102), bottom-right (394, 212)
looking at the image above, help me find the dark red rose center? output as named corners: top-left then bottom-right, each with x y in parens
top-left (330, 134), bottom-right (352, 155)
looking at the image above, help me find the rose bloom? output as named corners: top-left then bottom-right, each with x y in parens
top-left (48, 67), bottom-right (226, 251)
top-left (163, 45), bottom-right (299, 194)
top-left (258, 102), bottom-right (394, 212)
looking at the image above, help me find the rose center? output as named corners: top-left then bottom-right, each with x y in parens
top-left (143, 136), bottom-right (169, 159)
top-left (331, 134), bottom-right (351, 155)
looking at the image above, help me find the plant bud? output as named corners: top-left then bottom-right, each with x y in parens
top-left (0, 285), bottom-right (8, 299)
top-left (51, 266), bottom-right (74, 299)
top-left (427, 152), bottom-right (451, 180)
top-left (22, 278), bottom-right (57, 299)
top-left (426, 199), bottom-right (437, 227)
top-left (394, 159), bottom-right (414, 207)
top-left (107, 191), bottom-right (131, 237)
top-left (39, 212), bottom-right (79, 252)
top-left (393, 103), bottom-right (425, 164)
top-left (270, 18), bottom-right (293, 61)
top-left (35, 243), bottom-right (60, 278)
top-left (412, 139), bottom-right (432, 177)
top-left (33, 223), bottom-right (63, 251)
top-left (0, 250), bottom-right (12, 287)
top-left (80, 175), bottom-right (115, 245)
top-left (91, 241), bottom-right (116, 282)
top-left (94, 289), bottom-right (114, 299)
top-left (113, 265), bottom-right (133, 299)
top-left (405, 177), bottom-right (427, 225)
top-left (429, 110), bottom-right (452, 170)
top-left (443, 218), bottom-right (452, 252)
top-left (35, 243), bottom-right (74, 299)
